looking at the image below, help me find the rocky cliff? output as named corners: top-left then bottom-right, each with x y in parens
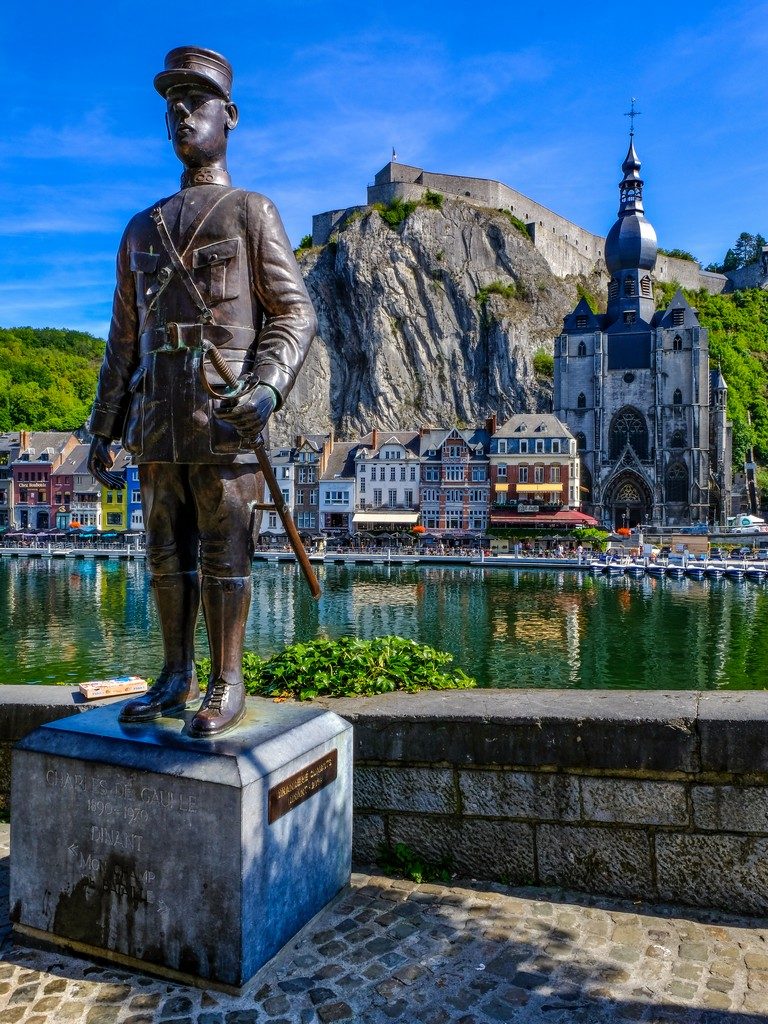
top-left (272, 197), bottom-right (604, 443)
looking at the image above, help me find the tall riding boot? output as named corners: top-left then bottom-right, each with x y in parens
top-left (120, 571), bottom-right (201, 722)
top-left (190, 575), bottom-right (251, 738)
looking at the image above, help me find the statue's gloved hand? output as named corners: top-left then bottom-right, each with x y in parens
top-left (217, 382), bottom-right (278, 444)
top-left (88, 436), bottom-right (125, 489)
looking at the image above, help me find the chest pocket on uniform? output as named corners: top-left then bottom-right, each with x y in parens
top-left (192, 237), bottom-right (241, 304)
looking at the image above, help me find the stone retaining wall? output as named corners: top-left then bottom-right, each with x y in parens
top-left (2, 687), bottom-right (768, 914)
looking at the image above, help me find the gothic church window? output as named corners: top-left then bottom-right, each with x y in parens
top-left (577, 393), bottom-right (586, 410)
top-left (666, 463), bottom-right (688, 503)
top-left (609, 407), bottom-right (648, 460)
top-left (670, 429), bottom-right (685, 449)
top-left (673, 388), bottom-right (683, 407)
top-left (575, 432), bottom-right (587, 451)
top-left (577, 340), bottom-right (587, 356)
top-left (673, 335), bottom-right (682, 351)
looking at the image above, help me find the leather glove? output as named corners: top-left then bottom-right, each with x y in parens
top-left (217, 382), bottom-right (278, 444)
top-left (88, 436), bottom-right (125, 489)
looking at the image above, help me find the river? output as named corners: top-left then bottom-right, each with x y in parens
top-left (1, 558), bottom-right (766, 689)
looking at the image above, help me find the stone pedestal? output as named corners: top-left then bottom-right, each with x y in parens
top-left (10, 698), bottom-right (352, 990)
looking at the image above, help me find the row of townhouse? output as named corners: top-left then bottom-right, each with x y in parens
top-left (264, 415), bottom-right (587, 541)
top-left (0, 432), bottom-right (143, 534)
top-left (0, 413), bottom-right (588, 540)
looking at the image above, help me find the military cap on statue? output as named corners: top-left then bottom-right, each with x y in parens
top-left (154, 46), bottom-right (233, 100)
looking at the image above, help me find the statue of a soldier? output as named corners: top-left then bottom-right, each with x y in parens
top-left (88, 47), bottom-right (316, 737)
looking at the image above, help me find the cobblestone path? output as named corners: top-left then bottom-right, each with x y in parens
top-left (1, 825), bottom-right (768, 1022)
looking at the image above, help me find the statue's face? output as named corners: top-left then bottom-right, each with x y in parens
top-left (165, 84), bottom-right (238, 166)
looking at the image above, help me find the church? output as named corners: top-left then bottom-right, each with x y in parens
top-left (553, 134), bottom-right (732, 529)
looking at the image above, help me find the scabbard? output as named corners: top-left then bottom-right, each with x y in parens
top-left (253, 442), bottom-right (322, 600)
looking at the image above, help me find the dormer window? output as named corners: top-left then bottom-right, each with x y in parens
top-left (673, 334), bottom-right (683, 351)
top-left (577, 339), bottom-right (587, 355)
top-left (672, 308), bottom-right (685, 327)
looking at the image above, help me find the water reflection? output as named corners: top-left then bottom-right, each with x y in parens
top-left (1, 559), bottom-right (766, 690)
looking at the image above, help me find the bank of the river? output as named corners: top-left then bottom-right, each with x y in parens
top-left (2, 559), bottom-right (768, 691)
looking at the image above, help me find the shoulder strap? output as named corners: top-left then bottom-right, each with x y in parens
top-left (151, 206), bottom-right (213, 323)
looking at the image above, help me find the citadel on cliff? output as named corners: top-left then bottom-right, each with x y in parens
top-left (309, 133), bottom-right (747, 529)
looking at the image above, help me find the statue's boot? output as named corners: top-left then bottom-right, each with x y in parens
top-left (190, 575), bottom-right (250, 738)
top-left (120, 571), bottom-right (201, 722)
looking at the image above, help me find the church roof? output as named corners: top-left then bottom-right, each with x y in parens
top-left (655, 288), bottom-right (701, 329)
top-left (563, 297), bottom-right (605, 333)
top-left (604, 135), bottom-right (657, 274)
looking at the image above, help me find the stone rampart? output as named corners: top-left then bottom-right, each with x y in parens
top-left (4, 687), bottom-right (767, 914)
top-left (313, 164), bottom-right (730, 293)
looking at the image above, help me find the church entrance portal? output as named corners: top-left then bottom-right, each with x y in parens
top-left (605, 473), bottom-right (651, 530)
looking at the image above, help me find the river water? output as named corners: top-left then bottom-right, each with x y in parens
top-left (1, 558), bottom-right (767, 690)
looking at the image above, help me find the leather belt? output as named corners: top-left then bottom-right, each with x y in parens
top-left (140, 323), bottom-right (256, 356)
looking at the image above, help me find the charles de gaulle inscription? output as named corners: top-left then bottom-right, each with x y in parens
top-left (268, 750), bottom-right (337, 823)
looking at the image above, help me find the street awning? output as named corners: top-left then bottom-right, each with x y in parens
top-left (494, 483), bottom-right (509, 492)
top-left (515, 483), bottom-right (563, 492)
top-left (490, 509), bottom-right (599, 528)
top-left (353, 511), bottom-right (419, 525)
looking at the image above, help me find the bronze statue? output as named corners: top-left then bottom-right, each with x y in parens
top-left (88, 47), bottom-right (317, 737)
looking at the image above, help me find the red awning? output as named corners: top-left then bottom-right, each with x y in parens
top-left (490, 509), bottom-right (599, 527)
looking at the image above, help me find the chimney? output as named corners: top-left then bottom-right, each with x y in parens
top-left (371, 428), bottom-right (379, 450)
top-left (294, 434), bottom-right (304, 450)
top-left (20, 430), bottom-right (30, 451)
top-left (486, 415), bottom-right (497, 436)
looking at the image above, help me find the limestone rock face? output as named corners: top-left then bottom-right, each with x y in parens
top-left (272, 199), bottom-right (600, 443)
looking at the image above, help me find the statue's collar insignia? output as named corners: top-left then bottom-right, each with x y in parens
top-left (181, 167), bottom-right (232, 189)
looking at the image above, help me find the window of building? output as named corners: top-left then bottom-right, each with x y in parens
top-left (132, 490), bottom-right (141, 503)
top-left (400, 466), bottom-right (406, 480)
top-left (624, 277), bottom-right (635, 296)
top-left (359, 478), bottom-right (366, 493)
top-left (447, 445), bottom-right (462, 458)
top-left (497, 464), bottom-right (507, 480)
top-left (672, 308), bottom-right (685, 327)
top-left (308, 489), bottom-right (318, 505)
top-left (469, 489), bottom-right (485, 503)
top-left (518, 466), bottom-right (528, 483)
top-left (409, 466), bottom-right (416, 481)
top-left (445, 489), bottom-right (463, 502)
top-left (535, 440), bottom-right (544, 453)
top-left (373, 489), bottom-right (382, 506)
top-left (551, 440), bottom-right (560, 454)
top-left (673, 388), bottom-right (683, 407)
top-left (404, 489), bottom-right (413, 506)
top-left (445, 466), bottom-right (464, 481)
top-left (298, 467), bottom-right (316, 484)
top-left (471, 467), bottom-right (486, 481)
top-left (666, 463), bottom-right (688, 503)
top-left (389, 467), bottom-right (396, 481)
top-left (424, 467), bottom-right (439, 481)
top-left (551, 466), bottom-right (561, 482)
top-left (297, 512), bottom-right (316, 529)
top-left (670, 429), bottom-right (685, 449)
top-left (446, 512), bottom-right (462, 530)
top-left (576, 432), bottom-right (587, 451)
top-left (106, 512), bottom-right (122, 525)
top-left (577, 393), bottom-right (586, 410)
top-left (388, 489), bottom-right (398, 507)
top-left (673, 334), bottom-right (683, 351)
top-left (623, 310), bottom-right (636, 324)
top-left (496, 439), bottom-right (507, 454)
top-left (268, 513), bottom-right (278, 530)
top-left (577, 339), bottom-right (587, 355)
top-left (609, 407), bottom-right (649, 460)
top-left (641, 275), bottom-right (652, 296)
top-left (370, 467), bottom-right (377, 481)
top-left (422, 512), bottom-right (439, 528)
top-left (423, 489), bottom-right (439, 502)
top-left (534, 466), bottom-right (545, 484)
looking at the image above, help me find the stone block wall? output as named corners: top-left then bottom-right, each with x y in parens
top-left (3, 687), bottom-right (768, 915)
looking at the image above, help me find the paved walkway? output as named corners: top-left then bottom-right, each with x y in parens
top-left (1, 825), bottom-right (768, 1022)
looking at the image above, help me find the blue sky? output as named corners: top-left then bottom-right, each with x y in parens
top-left (2, 0), bottom-right (766, 337)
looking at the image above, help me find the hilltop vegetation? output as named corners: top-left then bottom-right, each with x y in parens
top-left (655, 284), bottom-right (768, 463)
top-left (0, 327), bottom-right (104, 432)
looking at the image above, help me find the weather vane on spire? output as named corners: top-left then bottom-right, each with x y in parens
top-left (624, 98), bottom-right (641, 136)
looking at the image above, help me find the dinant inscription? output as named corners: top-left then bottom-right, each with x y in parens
top-left (269, 749), bottom-right (337, 823)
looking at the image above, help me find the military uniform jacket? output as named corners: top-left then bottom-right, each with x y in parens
top-left (90, 183), bottom-right (317, 464)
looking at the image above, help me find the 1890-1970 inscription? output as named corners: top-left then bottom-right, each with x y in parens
top-left (268, 750), bottom-right (337, 823)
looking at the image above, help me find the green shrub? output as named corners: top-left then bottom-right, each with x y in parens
top-left (576, 283), bottom-right (600, 313)
top-left (497, 209), bottom-right (532, 239)
top-left (423, 189), bottom-right (444, 210)
top-left (297, 234), bottom-right (312, 249)
top-left (378, 842), bottom-right (453, 884)
top-left (477, 280), bottom-right (518, 307)
top-left (196, 635), bottom-right (476, 702)
top-left (374, 198), bottom-right (421, 229)
top-left (533, 348), bottom-right (554, 377)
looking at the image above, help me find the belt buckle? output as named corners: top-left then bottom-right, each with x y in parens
top-left (166, 322), bottom-right (184, 351)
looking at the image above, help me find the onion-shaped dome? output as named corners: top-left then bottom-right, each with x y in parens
top-left (604, 138), bottom-right (657, 273)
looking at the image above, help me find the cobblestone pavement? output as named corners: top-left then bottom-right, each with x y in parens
top-left (1, 825), bottom-right (768, 1022)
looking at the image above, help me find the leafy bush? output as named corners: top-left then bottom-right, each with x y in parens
top-left (196, 635), bottom-right (476, 702)
top-left (297, 234), bottom-right (313, 249)
top-left (576, 283), bottom-right (600, 313)
top-left (533, 348), bottom-right (554, 377)
top-left (497, 209), bottom-right (532, 239)
top-left (373, 197), bottom-right (421, 229)
top-left (423, 189), bottom-right (444, 210)
top-left (476, 280), bottom-right (518, 307)
top-left (378, 842), bottom-right (453, 884)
